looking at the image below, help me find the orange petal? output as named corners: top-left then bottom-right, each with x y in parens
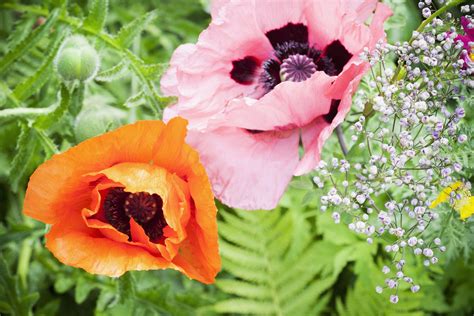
top-left (172, 162), bottom-right (221, 284)
top-left (152, 117), bottom-right (191, 177)
top-left (24, 121), bottom-right (165, 224)
top-left (46, 221), bottom-right (173, 277)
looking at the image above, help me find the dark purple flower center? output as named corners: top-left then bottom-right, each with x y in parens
top-left (280, 54), bottom-right (317, 82)
top-left (230, 23), bottom-right (352, 93)
top-left (103, 188), bottom-right (167, 243)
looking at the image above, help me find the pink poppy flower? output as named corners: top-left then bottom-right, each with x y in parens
top-left (161, 0), bottom-right (392, 210)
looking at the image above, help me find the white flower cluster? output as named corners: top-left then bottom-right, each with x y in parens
top-left (314, 4), bottom-right (472, 303)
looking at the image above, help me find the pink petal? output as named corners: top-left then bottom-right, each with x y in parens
top-left (187, 127), bottom-right (300, 210)
top-left (368, 3), bottom-right (393, 48)
top-left (295, 62), bottom-right (368, 175)
top-left (306, 0), bottom-right (344, 49)
top-left (208, 71), bottom-right (334, 131)
top-left (254, 0), bottom-right (307, 34)
top-left (161, 0), bottom-right (273, 128)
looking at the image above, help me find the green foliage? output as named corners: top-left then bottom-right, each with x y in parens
top-left (0, 258), bottom-right (39, 316)
top-left (0, 1), bottom-right (472, 315)
top-left (215, 205), bottom-right (334, 315)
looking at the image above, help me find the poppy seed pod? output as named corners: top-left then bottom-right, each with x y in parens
top-left (54, 35), bottom-right (100, 82)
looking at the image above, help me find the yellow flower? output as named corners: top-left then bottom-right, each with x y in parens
top-left (430, 181), bottom-right (474, 220)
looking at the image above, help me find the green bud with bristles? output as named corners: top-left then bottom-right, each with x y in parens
top-left (54, 35), bottom-right (100, 82)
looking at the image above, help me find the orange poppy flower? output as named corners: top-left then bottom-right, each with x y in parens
top-left (23, 117), bottom-right (220, 284)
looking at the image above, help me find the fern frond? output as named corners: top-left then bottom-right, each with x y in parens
top-left (216, 208), bottom-right (336, 315)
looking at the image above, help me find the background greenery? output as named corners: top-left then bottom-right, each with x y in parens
top-left (0, 0), bottom-right (472, 315)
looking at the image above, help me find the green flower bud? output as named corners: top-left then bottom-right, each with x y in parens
top-left (55, 35), bottom-right (100, 82)
top-left (74, 97), bottom-right (127, 142)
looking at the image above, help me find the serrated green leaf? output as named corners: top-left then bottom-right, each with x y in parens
top-left (83, 0), bottom-right (109, 32)
top-left (5, 13), bottom-right (36, 52)
top-left (95, 60), bottom-right (129, 82)
top-left (8, 124), bottom-right (40, 192)
top-left (123, 90), bottom-right (145, 108)
top-left (0, 8), bottom-right (60, 75)
top-left (54, 276), bottom-right (75, 294)
top-left (0, 258), bottom-right (39, 316)
top-left (116, 10), bottom-right (158, 48)
top-left (34, 84), bottom-right (71, 130)
top-left (10, 30), bottom-right (66, 102)
top-left (140, 62), bottom-right (167, 79)
top-left (74, 277), bottom-right (95, 304)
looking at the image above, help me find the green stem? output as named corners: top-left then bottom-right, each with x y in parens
top-left (17, 238), bottom-right (33, 289)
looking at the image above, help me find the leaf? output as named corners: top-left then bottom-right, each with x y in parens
top-left (215, 207), bottom-right (336, 315)
top-left (124, 90), bottom-right (145, 108)
top-left (5, 13), bottom-right (36, 52)
top-left (0, 8), bottom-right (60, 75)
top-left (336, 258), bottom-right (423, 316)
top-left (140, 63), bottom-right (168, 79)
top-left (11, 29), bottom-right (66, 102)
top-left (117, 273), bottom-right (136, 304)
top-left (34, 84), bottom-right (71, 130)
top-left (116, 10), bottom-right (158, 48)
top-left (8, 124), bottom-right (40, 192)
top-left (95, 60), bottom-right (129, 82)
top-left (54, 276), bottom-right (75, 294)
top-left (74, 277), bottom-right (96, 304)
top-left (83, 0), bottom-right (109, 32)
top-left (0, 258), bottom-right (39, 316)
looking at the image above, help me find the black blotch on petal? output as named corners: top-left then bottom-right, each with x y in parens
top-left (324, 40), bottom-right (352, 75)
top-left (230, 56), bottom-right (259, 85)
top-left (323, 99), bottom-right (341, 124)
top-left (265, 23), bottom-right (308, 49)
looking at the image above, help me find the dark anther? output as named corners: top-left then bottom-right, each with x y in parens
top-left (265, 23), bottom-right (308, 49)
top-left (124, 192), bottom-right (163, 225)
top-left (323, 99), bottom-right (341, 124)
top-left (103, 188), bottom-right (130, 236)
top-left (230, 56), bottom-right (259, 84)
top-left (102, 188), bottom-right (167, 243)
top-left (324, 40), bottom-right (353, 75)
top-left (260, 59), bottom-right (281, 91)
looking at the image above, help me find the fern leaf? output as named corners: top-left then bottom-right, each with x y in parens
top-left (219, 240), bottom-right (267, 269)
top-left (83, 0), bottom-right (109, 32)
top-left (0, 8), bottom-right (60, 75)
top-left (116, 10), bottom-right (158, 48)
top-left (220, 258), bottom-right (270, 284)
top-left (214, 298), bottom-right (276, 315)
top-left (216, 208), bottom-right (337, 315)
top-left (216, 279), bottom-right (271, 300)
